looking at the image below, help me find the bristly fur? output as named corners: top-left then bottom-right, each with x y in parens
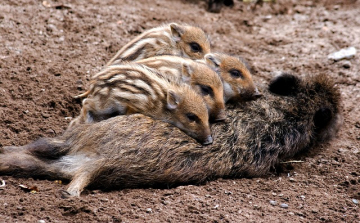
top-left (0, 73), bottom-right (342, 197)
top-left (68, 62), bottom-right (212, 144)
top-left (201, 53), bottom-right (261, 102)
top-left (135, 55), bottom-right (226, 121)
top-left (106, 23), bottom-right (211, 66)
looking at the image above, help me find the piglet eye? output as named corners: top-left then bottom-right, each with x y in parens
top-left (200, 85), bottom-right (213, 96)
top-left (189, 42), bottom-right (202, 53)
top-left (229, 69), bottom-right (243, 79)
top-left (186, 113), bottom-right (199, 122)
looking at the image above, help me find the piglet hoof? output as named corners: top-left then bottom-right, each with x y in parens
top-left (59, 189), bottom-right (78, 199)
top-left (202, 135), bottom-right (213, 145)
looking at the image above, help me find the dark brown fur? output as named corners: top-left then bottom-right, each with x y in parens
top-left (207, 0), bottom-right (234, 13)
top-left (0, 73), bottom-right (342, 197)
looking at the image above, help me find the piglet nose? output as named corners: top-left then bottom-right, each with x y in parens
top-left (252, 88), bottom-right (262, 99)
top-left (202, 135), bottom-right (213, 145)
top-left (253, 92), bottom-right (262, 99)
top-left (215, 109), bottom-right (227, 122)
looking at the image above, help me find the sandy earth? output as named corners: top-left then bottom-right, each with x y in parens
top-left (0, 0), bottom-right (359, 222)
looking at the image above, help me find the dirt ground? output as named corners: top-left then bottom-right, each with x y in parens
top-left (0, 0), bottom-right (359, 222)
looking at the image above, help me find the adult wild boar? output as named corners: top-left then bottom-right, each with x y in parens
top-left (0, 73), bottom-right (342, 197)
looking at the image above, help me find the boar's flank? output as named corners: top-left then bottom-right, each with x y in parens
top-left (0, 73), bottom-right (342, 197)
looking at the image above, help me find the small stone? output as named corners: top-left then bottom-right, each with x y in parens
top-left (319, 158), bottom-right (328, 164)
top-left (289, 178), bottom-right (295, 182)
top-left (280, 203), bottom-right (289, 209)
top-left (0, 179), bottom-right (5, 187)
top-left (45, 129), bottom-right (55, 135)
top-left (270, 200), bottom-right (277, 206)
top-left (146, 208), bottom-right (152, 213)
top-left (58, 36), bottom-right (65, 42)
top-left (342, 61), bottom-right (351, 69)
top-left (300, 195), bottom-right (305, 200)
top-left (352, 199), bottom-right (359, 204)
top-left (41, 113), bottom-right (50, 118)
top-left (288, 212), bottom-right (294, 216)
top-left (46, 24), bottom-right (57, 32)
top-left (224, 190), bottom-right (232, 195)
top-left (263, 15), bottom-right (272, 20)
top-left (355, 122), bottom-right (360, 128)
top-left (38, 220), bottom-right (46, 223)
top-left (328, 47), bottom-right (356, 61)
top-left (338, 148), bottom-right (347, 153)
top-left (162, 200), bottom-right (169, 205)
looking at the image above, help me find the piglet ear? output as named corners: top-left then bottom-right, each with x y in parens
top-left (269, 73), bottom-right (301, 96)
top-left (181, 75), bottom-right (192, 84)
top-left (204, 53), bottom-right (221, 68)
top-left (181, 62), bottom-right (194, 78)
top-left (170, 23), bottom-right (184, 42)
top-left (167, 90), bottom-right (181, 110)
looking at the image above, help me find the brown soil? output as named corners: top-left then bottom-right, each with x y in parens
top-left (0, 0), bottom-right (359, 222)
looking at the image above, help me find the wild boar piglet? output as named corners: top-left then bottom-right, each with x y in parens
top-left (70, 63), bottom-right (212, 145)
top-left (135, 55), bottom-right (226, 121)
top-left (107, 23), bottom-right (211, 65)
top-left (202, 53), bottom-right (261, 102)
